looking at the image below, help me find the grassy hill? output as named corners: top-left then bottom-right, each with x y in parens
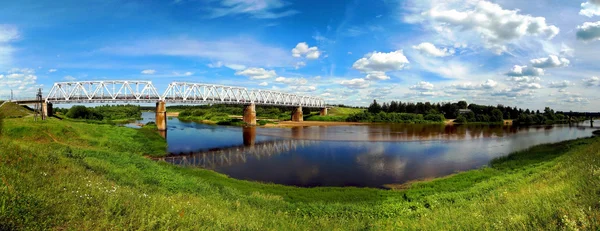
top-left (1, 116), bottom-right (598, 230)
top-left (305, 106), bottom-right (364, 121)
top-left (0, 102), bottom-right (33, 118)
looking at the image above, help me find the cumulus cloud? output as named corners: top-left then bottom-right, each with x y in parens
top-left (205, 0), bottom-right (299, 19)
top-left (365, 71), bottom-right (390, 80)
top-left (451, 79), bottom-right (497, 90)
top-left (530, 55), bottom-right (569, 68)
top-left (274, 76), bottom-right (308, 85)
top-left (506, 65), bottom-right (544, 77)
top-left (291, 42), bottom-right (320, 59)
top-left (294, 61), bottom-right (306, 69)
top-left (425, 1), bottom-right (559, 53)
top-left (48, 69), bottom-right (57, 73)
top-left (409, 81), bottom-right (434, 91)
top-left (0, 68), bottom-right (39, 95)
top-left (235, 67), bottom-right (277, 80)
top-left (580, 0), bottom-right (600, 17)
top-left (576, 21), bottom-right (600, 41)
top-left (583, 76), bottom-right (600, 86)
top-left (340, 78), bottom-right (370, 89)
top-left (412, 42), bottom-right (454, 57)
top-left (508, 76), bottom-right (541, 83)
top-left (353, 50), bottom-right (409, 81)
top-left (259, 82), bottom-right (268, 86)
top-left (141, 69), bottom-right (156, 75)
top-left (547, 80), bottom-right (571, 88)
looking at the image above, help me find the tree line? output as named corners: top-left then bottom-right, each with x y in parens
top-left (55, 104), bottom-right (142, 121)
top-left (355, 100), bottom-right (571, 125)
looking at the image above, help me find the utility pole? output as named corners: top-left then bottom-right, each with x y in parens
top-left (10, 89), bottom-right (13, 102)
top-left (34, 88), bottom-right (44, 121)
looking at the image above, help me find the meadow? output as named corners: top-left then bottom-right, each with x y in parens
top-left (0, 116), bottom-right (599, 230)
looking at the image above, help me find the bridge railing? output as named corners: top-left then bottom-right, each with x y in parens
top-left (46, 81), bottom-right (162, 103)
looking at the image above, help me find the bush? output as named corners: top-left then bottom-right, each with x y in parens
top-left (424, 113), bottom-right (445, 122)
top-left (454, 115), bottom-right (468, 124)
top-left (66, 105), bottom-right (104, 120)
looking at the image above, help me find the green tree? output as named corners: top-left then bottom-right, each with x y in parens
top-left (490, 109), bottom-right (504, 122)
top-left (368, 100), bottom-right (382, 114)
top-left (457, 101), bottom-right (468, 109)
top-left (454, 115), bottom-right (468, 124)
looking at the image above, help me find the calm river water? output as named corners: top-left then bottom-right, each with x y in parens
top-left (130, 112), bottom-right (599, 188)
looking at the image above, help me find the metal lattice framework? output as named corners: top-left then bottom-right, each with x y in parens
top-left (158, 139), bottom-right (317, 168)
top-left (163, 82), bottom-right (324, 108)
top-left (44, 80), bottom-right (325, 108)
top-left (46, 81), bottom-right (162, 103)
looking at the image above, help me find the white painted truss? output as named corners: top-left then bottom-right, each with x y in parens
top-left (161, 82), bottom-right (324, 107)
top-left (45, 81), bottom-right (162, 103)
top-left (45, 81), bottom-right (325, 107)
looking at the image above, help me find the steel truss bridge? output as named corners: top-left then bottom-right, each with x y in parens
top-left (44, 80), bottom-right (325, 108)
top-left (156, 139), bottom-right (317, 169)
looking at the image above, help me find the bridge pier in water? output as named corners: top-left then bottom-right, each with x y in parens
top-left (156, 101), bottom-right (167, 131)
top-left (243, 103), bottom-right (257, 126)
top-left (320, 107), bottom-right (327, 116)
top-left (291, 106), bottom-right (303, 122)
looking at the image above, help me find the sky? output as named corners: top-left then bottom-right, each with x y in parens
top-left (1, 0), bottom-right (600, 111)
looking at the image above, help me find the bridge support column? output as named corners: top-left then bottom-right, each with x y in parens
top-left (291, 106), bottom-right (303, 122)
top-left (243, 126), bottom-right (256, 147)
top-left (156, 101), bottom-right (167, 131)
top-left (243, 103), bottom-right (256, 126)
top-left (42, 102), bottom-right (53, 119)
top-left (320, 107), bottom-right (328, 116)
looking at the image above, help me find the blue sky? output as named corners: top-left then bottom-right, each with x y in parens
top-left (2, 0), bottom-right (600, 111)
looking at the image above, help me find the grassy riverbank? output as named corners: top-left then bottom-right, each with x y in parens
top-left (1, 117), bottom-right (599, 230)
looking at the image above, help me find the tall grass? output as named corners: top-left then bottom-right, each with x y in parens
top-left (1, 117), bottom-right (599, 230)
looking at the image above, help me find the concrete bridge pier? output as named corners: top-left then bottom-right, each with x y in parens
top-left (291, 106), bottom-right (303, 122)
top-left (42, 102), bottom-right (53, 119)
top-left (243, 103), bottom-right (257, 126)
top-left (320, 107), bottom-right (328, 116)
top-left (156, 101), bottom-right (167, 131)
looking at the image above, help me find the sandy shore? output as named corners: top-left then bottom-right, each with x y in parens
top-left (166, 112), bottom-right (180, 117)
top-left (263, 121), bottom-right (368, 128)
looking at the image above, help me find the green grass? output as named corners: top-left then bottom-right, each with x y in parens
top-left (0, 102), bottom-right (32, 118)
top-left (328, 107), bottom-right (364, 116)
top-left (1, 117), bottom-right (599, 230)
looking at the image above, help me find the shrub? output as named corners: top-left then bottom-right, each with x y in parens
top-left (454, 115), bottom-right (468, 124)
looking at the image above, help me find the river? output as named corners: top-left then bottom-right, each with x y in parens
top-left (129, 112), bottom-right (599, 188)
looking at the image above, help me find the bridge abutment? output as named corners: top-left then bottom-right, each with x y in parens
top-left (42, 102), bottom-right (53, 119)
top-left (156, 101), bottom-right (167, 131)
top-left (291, 106), bottom-right (303, 122)
top-left (243, 103), bottom-right (257, 126)
top-left (320, 108), bottom-right (327, 116)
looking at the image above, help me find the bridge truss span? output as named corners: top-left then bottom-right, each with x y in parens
top-left (46, 80), bottom-right (162, 103)
top-left (162, 82), bottom-right (324, 108)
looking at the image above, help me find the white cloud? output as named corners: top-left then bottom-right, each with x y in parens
top-left (291, 42), bottom-right (320, 59)
top-left (64, 75), bottom-right (76, 81)
top-left (0, 25), bottom-right (19, 69)
top-left (508, 76), bottom-right (541, 83)
top-left (409, 81), bottom-right (434, 91)
top-left (422, 1), bottom-right (559, 54)
top-left (506, 65), bottom-right (544, 77)
top-left (583, 76), bottom-right (600, 86)
top-left (0, 68), bottom-right (39, 95)
top-left (580, 0), bottom-right (600, 17)
top-left (259, 82), bottom-right (268, 86)
top-left (340, 78), bottom-right (370, 89)
top-left (547, 80), bottom-right (571, 88)
top-left (412, 42), bottom-right (454, 57)
top-left (294, 61), bottom-right (306, 69)
top-left (225, 64), bottom-right (246, 70)
top-left (172, 71), bottom-right (193, 76)
top-left (48, 69), bottom-right (57, 73)
top-left (235, 67), bottom-right (277, 80)
top-left (0, 25), bottom-right (19, 43)
top-left (530, 55), bottom-right (569, 68)
top-left (353, 50), bottom-right (409, 73)
top-left (365, 71), bottom-right (390, 80)
top-left (451, 79), bottom-right (497, 90)
top-left (275, 76), bottom-right (308, 85)
top-left (141, 69), bottom-right (156, 75)
top-left (205, 0), bottom-right (299, 19)
top-left (576, 21), bottom-right (600, 41)
top-left (183, 71), bottom-right (193, 76)
top-left (207, 61), bottom-right (223, 68)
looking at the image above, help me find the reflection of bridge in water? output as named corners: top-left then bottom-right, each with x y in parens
top-left (156, 127), bottom-right (317, 168)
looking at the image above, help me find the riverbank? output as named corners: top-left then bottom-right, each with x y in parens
top-left (1, 117), bottom-right (599, 230)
